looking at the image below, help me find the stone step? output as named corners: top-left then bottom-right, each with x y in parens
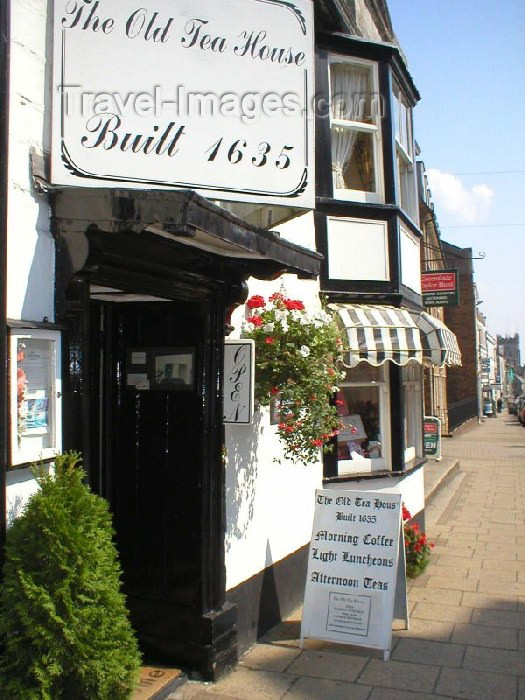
top-left (424, 457), bottom-right (460, 504)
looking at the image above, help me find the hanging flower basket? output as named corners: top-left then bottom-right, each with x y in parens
top-left (242, 293), bottom-right (344, 465)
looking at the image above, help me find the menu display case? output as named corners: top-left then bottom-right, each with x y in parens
top-left (10, 330), bottom-right (62, 467)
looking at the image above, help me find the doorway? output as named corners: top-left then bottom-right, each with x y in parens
top-left (89, 298), bottom-right (219, 663)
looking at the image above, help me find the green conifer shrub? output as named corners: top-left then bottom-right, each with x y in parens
top-left (0, 452), bottom-right (141, 699)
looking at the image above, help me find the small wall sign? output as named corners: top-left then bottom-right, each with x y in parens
top-left (423, 416), bottom-right (441, 460)
top-left (421, 270), bottom-right (459, 307)
top-left (223, 339), bottom-right (254, 424)
top-left (301, 490), bottom-right (405, 659)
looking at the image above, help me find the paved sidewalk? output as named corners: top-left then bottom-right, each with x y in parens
top-left (175, 413), bottom-right (525, 700)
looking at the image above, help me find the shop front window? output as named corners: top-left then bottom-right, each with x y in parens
top-left (335, 363), bottom-right (388, 474)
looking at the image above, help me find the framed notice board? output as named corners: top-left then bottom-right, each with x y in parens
top-left (9, 329), bottom-right (62, 467)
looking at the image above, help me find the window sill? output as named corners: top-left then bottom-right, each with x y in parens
top-left (332, 189), bottom-right (382, 205)
top-left (323, 457), bottom-right (426, 485)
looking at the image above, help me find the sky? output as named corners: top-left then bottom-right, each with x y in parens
top-left (387, 0), bottom-right (525, 357)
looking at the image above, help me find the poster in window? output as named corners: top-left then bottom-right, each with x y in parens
top-left (25, 398), bottom-right (49, 431)
top-left (151, 349), bottom-right (195, 390)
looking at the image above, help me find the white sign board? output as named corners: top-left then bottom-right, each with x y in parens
top-left (301, 490), bottom-right (403, 657)
top-left (223, 339), bottom-right (254, 424)
top-left (51, 0), bottom-right (315, 207)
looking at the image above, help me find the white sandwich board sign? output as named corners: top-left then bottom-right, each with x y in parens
top-left (301, 490), bottom-right (405, 659)
top-left (51, 0), bottom-right (315, 207)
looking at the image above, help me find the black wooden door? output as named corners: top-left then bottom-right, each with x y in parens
top-left (95, 300), bottom-right (207, 612)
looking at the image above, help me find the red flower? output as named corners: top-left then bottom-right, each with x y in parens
top-left (269, 292), bottom-right (284, 302)
top-left (265, 336), bottom-right (275, 344)
top-left (278, 422), bottom-right (286, 430)
top-left (247, 295), bottom-right (265, 309)
top-left (285, 425), bottom-right (294, 433)
top-left (247, 315), bottom-right (263, 327)
top-left (402, 505), bottom-right (412, 521)
top-left (283, 299), bottom-right (305, 311)
top-left (311, 439), bottom-right (323, 447)
top-left (270, 387), bottom-right (280, 395)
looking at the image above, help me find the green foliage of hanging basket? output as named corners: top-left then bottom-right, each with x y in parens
top-left (243, 293), bottom-right (344, 465)
top-left (0, 452), bottom-right (141, 699)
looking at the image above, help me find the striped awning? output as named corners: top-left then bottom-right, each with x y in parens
top-left (411, 311), bottom-right (462, 367)
top-left (333, 304), bottom-right (423, 368)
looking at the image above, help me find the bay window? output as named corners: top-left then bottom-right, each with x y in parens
top-left (393, 81), bottom-right (418, 222)
top-left (329, 57), bottom-right (383, 202)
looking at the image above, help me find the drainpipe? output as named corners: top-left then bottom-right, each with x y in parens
top-left (0, 0), bottom-right (10, 558)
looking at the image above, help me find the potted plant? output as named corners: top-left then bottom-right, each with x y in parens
top-left (402, 505), bottom-right (434, 578)
top-left (0, 452), bottom-right (141, 699)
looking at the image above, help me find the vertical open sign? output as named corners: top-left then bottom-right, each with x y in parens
top-left (223, 339), bottom-right (255, 424)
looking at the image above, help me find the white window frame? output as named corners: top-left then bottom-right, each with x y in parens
top-left (337, 364), bottom-right (390, 475)
top-left (9, 329), bottom-right (62, 467)
top-left (403, 363), bottom-right (423, 464)
top-left (328, 55), bottom-right (384, 204)
top-left (393, 82), bottom-right (418, 223)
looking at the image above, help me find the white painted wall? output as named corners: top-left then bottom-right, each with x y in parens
top-left (225, 411), bottom-right (322, 590)
top-left (7, 0), bottom-right (54, 323)
top-left (272, 210), bottom-right (316, 251)
top-left (7, 0), bottom-right (54, 509)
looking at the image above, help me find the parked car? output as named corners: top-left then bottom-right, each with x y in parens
top-left (517, 397), bottom-right (525, 425)
top-left (482, 398), bottom-right (493, 417)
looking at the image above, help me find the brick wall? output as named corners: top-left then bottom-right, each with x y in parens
top-left (442, 242), bottom-right (478, 414)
